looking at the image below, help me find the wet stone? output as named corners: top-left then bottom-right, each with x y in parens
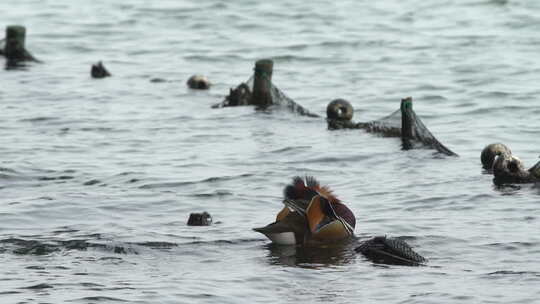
top-left (187, 212), bottom-right (212, 226)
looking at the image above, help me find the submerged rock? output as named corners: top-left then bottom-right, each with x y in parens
top-left (355, 236), bottom-right (427, 266)
top-left (187, 212), bottom-right (212, 226)
top-left (91, 61), bottom-right (111, 78)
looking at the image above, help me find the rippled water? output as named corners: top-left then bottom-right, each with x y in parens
top-left (1, 0), bottom-right (539, 303)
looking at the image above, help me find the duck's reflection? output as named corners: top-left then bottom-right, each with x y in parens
top-left (263, 240), bottom-right (357, 268)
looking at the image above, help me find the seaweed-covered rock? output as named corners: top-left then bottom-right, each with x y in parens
top-left (187, 212), bottom-right (212, 226)
top-left (355, 236), bottom-right (426, 266)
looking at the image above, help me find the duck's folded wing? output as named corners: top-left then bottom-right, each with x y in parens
top-left (282, 198), bottom-right (310, 216)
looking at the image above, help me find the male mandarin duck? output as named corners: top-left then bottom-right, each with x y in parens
top-left (253, 176), bottom-right (356, 245)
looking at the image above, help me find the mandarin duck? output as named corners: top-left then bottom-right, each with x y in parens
top-left (253, 176), bottom-right (356, 245)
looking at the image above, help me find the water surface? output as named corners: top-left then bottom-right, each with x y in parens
top-left (1, 0), bottom-right (539, 303)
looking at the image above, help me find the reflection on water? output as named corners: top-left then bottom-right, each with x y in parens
top-left (264, 241), bottom-right (357, 268)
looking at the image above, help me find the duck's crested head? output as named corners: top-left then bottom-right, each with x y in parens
top-left (283, 176), bottom-right (340, 204)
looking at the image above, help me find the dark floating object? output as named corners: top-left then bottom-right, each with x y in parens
top-left (327, 99), bottom-right (353, 121)
top-left (0, 25), bottom-right (39, 66)
top-left (187, 212), bottom-right (212, 226)
top-left (218, 83), bottom-right (252, 107)
top-left (481, 143), bottom-right (511, 170)
top-left (355, 236), bottom-right (427, 266)
top-left (481, 143), bottom-right (540, 185)
top-left (91, 61), bottom-right (111, 78)
top-left (327, 97), bottom-right (458, 156)
top-left (492, 151), bottom-right (540, 185)
top-left (187, 75), bottom-right (211, 89)
top-left (150, 77), bottom-right (167, 83)
top-left (326, 98), bottom-right (361, 130)
top-left (251, 59), bottom-right (273, 108)
top-left (212, 59), bottom-right (319, 117)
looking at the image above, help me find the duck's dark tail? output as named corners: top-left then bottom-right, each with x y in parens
top-left (355, 236), bottom-right (427, 266)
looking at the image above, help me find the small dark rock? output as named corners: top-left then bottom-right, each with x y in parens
top-left (187, 75), bottom-right (211, 90)
top-left (91, 61), bottom-right (111, 78)
top-left (187, 212), bottom-right (212, 226)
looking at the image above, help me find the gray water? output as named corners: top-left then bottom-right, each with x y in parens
top-left (1, 0), bottom-right (540, 303)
